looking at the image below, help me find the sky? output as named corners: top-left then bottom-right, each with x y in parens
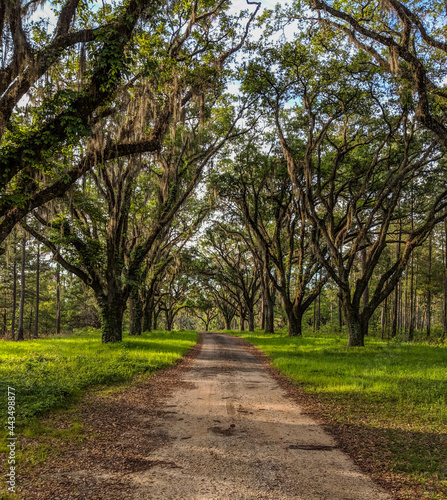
top-left (25, 0), bottom-right (293, 102)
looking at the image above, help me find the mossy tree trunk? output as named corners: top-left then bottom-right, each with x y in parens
top-left (129, 289), bottom-right (143, 336)
top-left (97, 292), bottom-right (126, 343)
top-left (343, 305), bottom-right (366, 347)
top-left (165, 310), bottom-right (174, 331)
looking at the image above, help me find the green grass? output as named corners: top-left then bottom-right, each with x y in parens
top-left (0, 328), bottom-right (198, 433)
top-left (0, 328), bottom-right (197, 498)
top-left (228, 329), bottom-right (447, 499)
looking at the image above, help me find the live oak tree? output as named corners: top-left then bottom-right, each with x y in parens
top-left (14, 0), bottom-right (259, 342)
top-left (211, 134), bottom-right (326, 336)
top-left (193, 254), bottom-right (239, 329)
top-left (1, 0), bottom-right (164, 245)
top-left (128, 222), bottom-right (193, 336)
top-left (24, 76), bottom-right (246, 343)
top-left (191, 295), bottom-right (219, 331)
top-left (156, 250), bottom-right (197, 331)
top-left (202, 224), bottom-right (261, 331)
top-left (0, 0), bottom-right (260, 249)
top-left (306, 0), bottom-right (447, 148)
top-left (243, 33), bottom-right (447, 346)
top-left (128, 189), bottom-right (212, 336)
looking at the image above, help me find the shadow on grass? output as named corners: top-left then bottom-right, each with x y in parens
top-left (320, 413), bottom-right (447, 498)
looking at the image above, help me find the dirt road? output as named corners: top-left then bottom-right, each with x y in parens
top-left (127, 333), bottom-right (391, 499)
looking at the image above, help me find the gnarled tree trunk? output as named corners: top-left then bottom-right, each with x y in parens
top-left (342, 301), bottom-right (367, 347)
top-left (97, 292), bottom-right (125, 343)
top-left (287, 311), bottom-right (303, 337)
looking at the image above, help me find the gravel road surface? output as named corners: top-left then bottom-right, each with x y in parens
top-left (128, 333), bottom-right (391, 500)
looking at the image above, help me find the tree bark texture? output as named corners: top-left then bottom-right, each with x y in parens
top-left (97, 293), bottom-right (125, 343)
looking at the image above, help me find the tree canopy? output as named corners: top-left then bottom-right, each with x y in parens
top-left (2, 0), bottom-right (447, 346)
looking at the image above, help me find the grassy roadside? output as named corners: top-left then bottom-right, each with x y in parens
top-left (0, 328), bottom-right (198, 498)
top-left (228, 330), bottom-right (447, 500)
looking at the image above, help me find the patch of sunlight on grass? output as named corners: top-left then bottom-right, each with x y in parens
top-left (228, 330), bottom-right (447, 433)
top-left (0, 329), bottom-right (198, 428)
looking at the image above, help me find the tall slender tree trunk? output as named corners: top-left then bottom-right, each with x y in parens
top-left (11, 260), bottom-right (17, 340)
top-left (443, 220), bottom-right (447, 342)
top-left (247, 307), bottom-right (255, 332)
top-left (2, 310), bottom-right (6, 338)
top-left (316, 291), bottom-right (321, 330)
top-left (409, 255), bottom-right (415, 341)
top-left (17, 230), bottom-right (26, 341)
top-left (56, 263), bottom-right (61, 335)
top-left (34, 242), bottom-right (40, 338)
top-left (261, 292), bottom-right (265, 330)
top-left (392, 218), bottom-right (402, 338)
top-left (426, 233), bottom-right (432, 338)
top-left (403, 259), bottom-right (409, 335)
top-left (2, 282), bottom-right (7, 337)
top-left (416, 293), bottom-right (420, 330)
top-left (399, 281), bottom-right (403, 334)
top-left (28, 309), bottom-right (33, 334)
top-left (391, 283), bottom-right (399, 338)
top-left (239, 309), bottom-right (245, 331)
top-left (338, 294), bottom-right (343, 332)
top-left (408, 193), bottom-right (415, 341)
top-left (361, 248), bottom-right (369, 313)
